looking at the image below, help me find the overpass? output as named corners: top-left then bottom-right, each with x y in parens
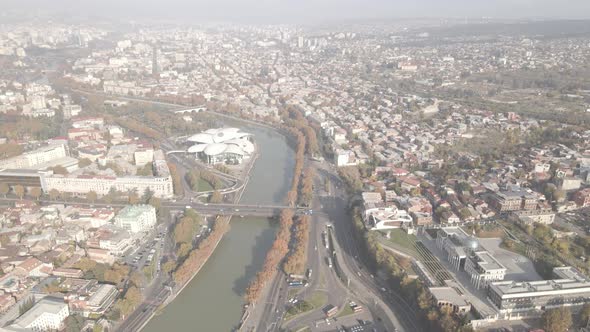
top-left (165, 202), bottom-right (311, 217)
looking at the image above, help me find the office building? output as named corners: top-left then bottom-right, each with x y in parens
top-left (436, 227), bottom-right (506, 289)
top-left (10, 297), bottom-right (69, 331)
top-left (0, 144), bottom-right (67, 170)
top-left (488, 267), bottom-right (590, 319)
top-left (114, 205), bottom-right (157, 234)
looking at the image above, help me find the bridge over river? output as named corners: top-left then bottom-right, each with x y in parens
top-left (165, 202), bottom-right (312, 217)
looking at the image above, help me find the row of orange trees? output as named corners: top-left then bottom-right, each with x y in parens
top-left (283, 215), bottom-right (310, 275)
top-left (245, 209), bottom-right (295, 303)
top-left (244, 105), bottom-right (318, 304)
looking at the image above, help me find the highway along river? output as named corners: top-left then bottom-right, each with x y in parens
top-left (144, 123), bottom-right (296, 332)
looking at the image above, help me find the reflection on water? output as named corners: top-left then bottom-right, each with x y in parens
top-left (143, 124), bottom-right (294, 331)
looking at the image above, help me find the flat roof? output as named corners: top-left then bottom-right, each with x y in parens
top-left (490, 279), bottom-right (590, 299)
top-left (12, 297), bottom-right (67, 328)
top-left (429, 286), bottom-right (470, 307)
top-left (553, 266), bottom-right (589, 282)
top-left (471, 251), bottom-right (506, 272)
top-left (0, 169), bottom-right (43, 176)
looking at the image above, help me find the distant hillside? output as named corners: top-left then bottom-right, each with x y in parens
top-left (419, 19), bottom-right (590, 39)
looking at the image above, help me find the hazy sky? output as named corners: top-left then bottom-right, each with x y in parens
top-left (5, 0), bottom-right (590, 23)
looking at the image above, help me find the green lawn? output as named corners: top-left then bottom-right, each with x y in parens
top-left (294, 327), bottom-right (311, 332)
top-left (288, 288), bottom-right (299, 299)
top-left (284, 291), bottom-right (327, 321)
top-left (308, 291), bottom-right (327, 308)
top-left (197, 178), bottom-right (214, 192)
top-left (336, 304), bottom-right (354, 318)
top-left (379, 229), bottom-right (419, 256)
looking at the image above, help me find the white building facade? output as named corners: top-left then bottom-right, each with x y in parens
top-left (114, 205), bottom-right (157, 233)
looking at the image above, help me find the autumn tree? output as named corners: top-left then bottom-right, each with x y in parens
top-left (168, 163), bottom-right (184, 196)
top-left (209, 190), bottom-right (223, 204)
top-left (148, 196), bottom-right (162, 210)
top-left (128, 191), bottom-right (140, 204)
top-left (13, 185), bottom-right (25, 199)
top-left (580, 303), bottom-right (590, 326)
top-left (129, 271), bottom-right (144, 288)
top-left (283, 216), bottom-right (310, 274)
top-left (51, 165), bottom-right (68, 175)
top-left (298, 167), bottom-right (315, 206)
top-left (86, 191), bottom-right (98, 203)
top-left (542, 307), bottom-right (572, 332)
top-left (176, 242), bottom-right (192, 259)
top-left (29, 187), bottom-right (42, 200)
top-left (245, 209), bottom-right (294, 303)
top-left (49, 189), bottom-right (60, 201)
top-left (286, 190), bottom-right (297, 207)
top-left (0, 183), bottom-right (9, 198)
top-left (78, 158), bottom-right (93, 168)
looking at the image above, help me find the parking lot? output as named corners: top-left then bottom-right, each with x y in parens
top-left (124, 223), bottom-right (168, 272)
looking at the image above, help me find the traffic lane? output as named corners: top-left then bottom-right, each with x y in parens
top-left (319, 199), bottom-right (413, 332)
top-left (333, 225), bottom-right (418, 332)
top-left (256, 272), bottom-right (287, 332)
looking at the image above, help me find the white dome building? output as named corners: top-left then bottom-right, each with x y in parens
top-left (187, 128), bottom-right (254, 165)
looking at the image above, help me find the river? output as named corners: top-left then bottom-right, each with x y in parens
top-left (143, 124), bottom-right (295, 331)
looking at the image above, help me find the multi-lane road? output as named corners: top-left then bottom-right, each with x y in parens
top-left (248, 159), bottom-right (423, 332)
top-left (317, 163), bottom-right (424, 332)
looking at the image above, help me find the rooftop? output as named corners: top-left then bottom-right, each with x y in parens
top-left (490, 279), bottom-right (590, 298)
top-left (115, 205), bottom-right (155, 219)
top-left (12, 297), bottom-right (67, 328)
top-left (470, 251), bottom-right (506, 273)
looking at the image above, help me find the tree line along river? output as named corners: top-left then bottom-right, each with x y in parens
top-left (143, 123), bottom-right (296, 332)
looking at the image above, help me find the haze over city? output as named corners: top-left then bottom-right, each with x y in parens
top-left (0, 1), bottom-right (589, 332)
top-left (4, 0), bottom-right (590, 22)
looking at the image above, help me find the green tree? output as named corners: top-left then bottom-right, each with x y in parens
top-left (51, 165), bottom-right (68, 175)
top-left (148, 196), bottom-right (162, 210)
top-left (86, 191), bottom-right (98, 203)
top-left (141, 187), bottom-right (154, 203)
top-left (580, 303), bottom-right (590, 326)
top-left (162, 261), bottom-right (176, 275)
top-left (542, 307), bottom-right (572, 332)
top-left (129, 271), bottom-right (144, 288)
top-left (176, 242), bottom-right (192, 258)
top-left (13, 185), bottom-right (25, 199)
top-left (0, 183), bottom-right (8, 198)
top-left (533, 223), bottom-right (553, 244)
top-left (137, 163), bottom-right (154, 176)
top-left (64, 314), bottom-right (85, 332)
